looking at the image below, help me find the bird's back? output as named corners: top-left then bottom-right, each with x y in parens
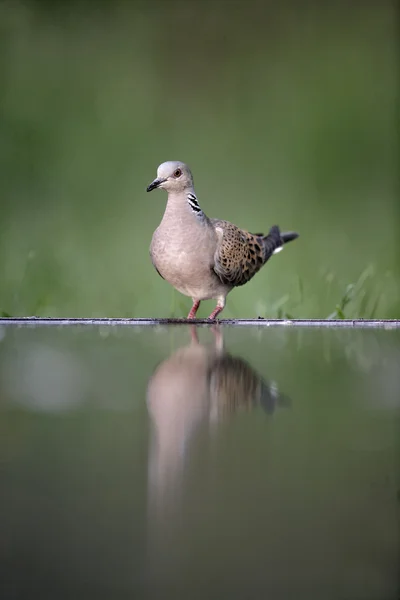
top-left (211, 219), bottom-right (287, 288)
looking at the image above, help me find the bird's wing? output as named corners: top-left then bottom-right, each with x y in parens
top-left (208, 354), bottom-right (259, 414)
top-left (210, 219), bottom-right (265, 287)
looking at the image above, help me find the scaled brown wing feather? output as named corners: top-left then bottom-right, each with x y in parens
top-left (211, 219), bottom-right (265, 288)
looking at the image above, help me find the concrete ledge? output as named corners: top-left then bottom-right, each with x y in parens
top-left (0, 318), bottom-right (399, 328)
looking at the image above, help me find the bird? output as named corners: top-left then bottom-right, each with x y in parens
top-left (146, 325), bottom-right (291, 514)
top-left (147, 161), bottom-right (299, 320)
top-left (146, 325), bottom-right (291, 579)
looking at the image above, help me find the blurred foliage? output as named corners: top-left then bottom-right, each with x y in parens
top-left (0, 0), bottom-right (398, 318)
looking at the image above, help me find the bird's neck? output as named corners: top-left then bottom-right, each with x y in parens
top-left (163, 189), bottom-right (206, 222)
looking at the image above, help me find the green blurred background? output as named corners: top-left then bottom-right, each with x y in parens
top-left (1, 0), bottom-right (398, 319)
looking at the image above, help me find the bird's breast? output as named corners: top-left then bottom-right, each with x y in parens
top-left (150, 225), bottom-right (228, 300)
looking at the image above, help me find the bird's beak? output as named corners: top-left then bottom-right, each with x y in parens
top-left (146, 178), bottom-right (166, 192)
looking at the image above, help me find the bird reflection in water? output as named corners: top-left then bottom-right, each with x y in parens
top-left (145, 326), bottom-right (291, 584)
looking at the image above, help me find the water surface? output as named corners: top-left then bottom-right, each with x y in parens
top-left (1, 324), bottom-right (399, 599)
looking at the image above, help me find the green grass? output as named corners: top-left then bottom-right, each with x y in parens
top-left (0, 1), bottom-right (398, 319)
top-left (0, 257), bottom-right (396, 321)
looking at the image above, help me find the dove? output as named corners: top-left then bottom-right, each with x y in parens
top-left (147, 161), bottom-right (298, 319)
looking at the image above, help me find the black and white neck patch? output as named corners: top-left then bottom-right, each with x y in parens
top-left (187, 193), bottom-right (203, 215)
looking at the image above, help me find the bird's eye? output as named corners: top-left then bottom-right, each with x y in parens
top-left (173, 169), bottom-right (182, 178)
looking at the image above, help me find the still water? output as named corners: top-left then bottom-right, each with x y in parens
top-left (1, 323), bottom-right (399, 599)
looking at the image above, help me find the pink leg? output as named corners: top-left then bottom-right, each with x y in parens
top-left (210, 324), bottom-right (224, 351)
top-left (187, 300), bottom-right (200, 319)
top-left (207, 304), bottom-right (224, 320)
top-left (189, 325), bottom-right (199, 344)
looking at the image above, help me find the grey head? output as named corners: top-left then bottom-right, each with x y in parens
top-left (146, 161), bottom-right (194, 194)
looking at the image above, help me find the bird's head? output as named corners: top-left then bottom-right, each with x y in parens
top-left (146, 161), bottom-right (194, 194)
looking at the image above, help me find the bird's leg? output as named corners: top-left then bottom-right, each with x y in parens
top-left (189, 324), bottom-right (200, 345)
top-left (208, 305), bottom-right (223, 320)
top-left (210, 324), bottom-right (224, 353)
top-left (187, 299), bottom-right (200, 320)
top-left (207, 297), bottom-right (226, 321)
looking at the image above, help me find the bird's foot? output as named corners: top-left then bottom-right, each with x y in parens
top-left (207, 305), bottom-right (224, 321)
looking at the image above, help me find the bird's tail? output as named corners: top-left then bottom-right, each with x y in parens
top-left (262, 226), bottom-right (299, 261)
top-left (259, 379), bottom-right (292, 415)
top-left (280, 230), bottom-right (299, 244)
